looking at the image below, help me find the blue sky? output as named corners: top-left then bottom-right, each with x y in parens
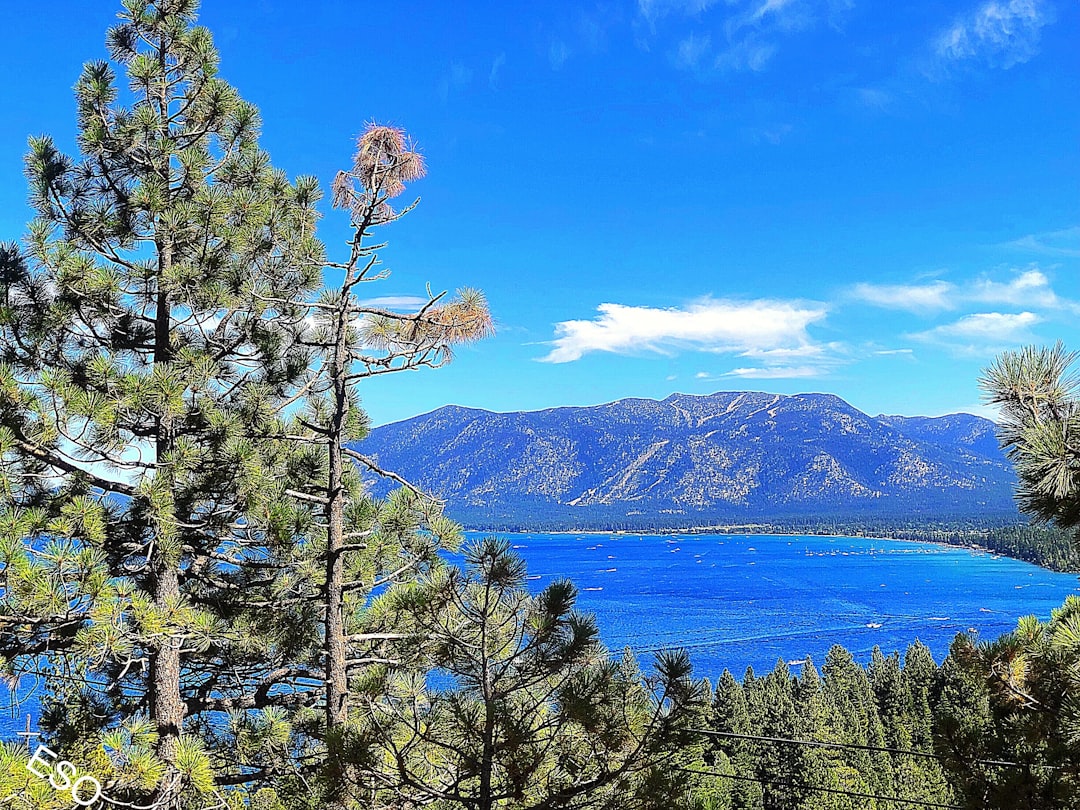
top-left (1, 0), bottom-right (1077, 425)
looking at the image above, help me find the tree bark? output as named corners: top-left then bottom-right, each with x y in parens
top-left (150, 232), bottom-right (185, 809)
top-left (324, 286), bottom-right (352, 810)
top-left (326, 293), bottom-right (350, 730)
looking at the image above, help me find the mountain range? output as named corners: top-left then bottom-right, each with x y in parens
top-left (354, 391), bottom-right (1018, 529)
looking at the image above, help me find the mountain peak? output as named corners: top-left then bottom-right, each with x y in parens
top-left (359, 392), bottom-right (1016, 528)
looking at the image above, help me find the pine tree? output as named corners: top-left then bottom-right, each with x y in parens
top-left (981, 342), bottom-right (1080, 538)
top-left (356, 536), bottom-right (707, 809)
top-left (752, 660), bottom-right (809, 809)
top-left (935, 610), bottom-right (1080, 809)
top-left (0, 3), bottom-right (496, 806)
top-left (244, 121), bottom-right (495, 807)
top-left (896, 641), bottom-right (953, 807)
top-left (937, 344), bottom-right (1080, 807)
top-left (0, 1), bottom-right (365, 806)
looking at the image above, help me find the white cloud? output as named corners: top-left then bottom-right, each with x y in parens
top-left (715, 36), bottom-right (778, 72)
top-left (539, 298), bottom-right (828, 363)
top-left (723, 365), bottom-right (824, 378)
top-left (850, 269), bottom-right (1079, 315)
top-left (934, 0), bottom-right (1052, 69)
top-left (968, 269), bottom-right (1066, 309)
top-left (638, 0), bottom-right (718, 23)
top-left (751, 0), bottom-right (799, 22)
top-left (674, 32), bottom-right (711, 69)
top-left (849, 280), bottom-right (956, 313)
top-left (910, 311), bottom-right (1042, 354)
top-left (355, 295), bottom-right (431, 310)
top-left (1006, 226), bottom-right (1080, 258)
top-left (734, 344), bottom-right (833, 361)
top-left (856, 87), bottom-right (892, 111)
top-left (639, 0), bottom-right (850, 76)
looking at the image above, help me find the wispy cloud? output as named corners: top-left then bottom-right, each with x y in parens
top-left (643, 0), bottom-right (850, 75)
top-left (909, 311), bottom-right (1042, 354)
top-left (855, 87), bottom-right (893, 112)
top-left (489, 52), bottom-right (507, 89)
top-left (933, 0), bottom-right (1053, 70)
top-left (849, 280), bottom-right (955, 313)
top-left (638, 0), bottom-right (718, 24)
top-left (355, 295), bottom-right (431, 310)
top-left (849, 269), bottom-right (1079, 315)
top-left (715, 36), bottom-right (778, 72)
top-left (723, 365), bottom-right (824, 379)
top-left (674, 31), bottom-right (712, 69)
top-left (1005, 226), bottom-right (1080, 258)
top-left (734, 344), bottom-right (832, 360)
top-left (751, 0), bottom-right (799, 23)
top-left (685, 341), bottom-right (849, 379)
top-left (539, 297), bottom-right (828, 363)
top-left (722, 342), bottom-right (848, 378)
top-left (438, 61), bottom-right (473, 102)
top-left (968, 269), bottom-right (1071, 309)
top-left (549, 40), bottom-right (571, 70)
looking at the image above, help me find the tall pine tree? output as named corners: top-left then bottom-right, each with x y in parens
top-left (0, 1), bottom-right (327, 806)
top-left (249, 121), bottom-right (495, 807)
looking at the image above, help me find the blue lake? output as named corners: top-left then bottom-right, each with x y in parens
top-left (4, 532), bottom-right (1078, 739)
top-left (477, 531), bottom-right (1080, 680)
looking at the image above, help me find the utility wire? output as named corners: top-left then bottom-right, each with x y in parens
top-left (690, 728), bottom-right (1062, 771)
top-left (676, 765), bottom-right (964, 810)
top-left (693, 728), bottom-right (939, 760)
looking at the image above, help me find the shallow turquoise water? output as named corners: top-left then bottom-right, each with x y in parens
top-left (4, 532), bottom-right (1078, 739)
top-left (482, 531), bottom-right (1080, 680)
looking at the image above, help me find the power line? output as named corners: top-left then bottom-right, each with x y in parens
top-left (676, 765), bottom-right (964, 810)
top-left (690, 728), bottom-right (1062, 771)
top-left (692, 728), bottom-right (939, 761)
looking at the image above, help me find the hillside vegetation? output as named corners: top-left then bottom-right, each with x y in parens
top-left (358, 392), bottom-right (1018, 527)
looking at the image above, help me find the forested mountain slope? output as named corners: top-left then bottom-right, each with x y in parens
top-left (356, 391), bottom-right (1018, 527)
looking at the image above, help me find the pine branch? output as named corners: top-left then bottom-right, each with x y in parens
top-left (342, 448), bottom-right (437, 502)
top-left (7, 432), bottom-right (136, 496)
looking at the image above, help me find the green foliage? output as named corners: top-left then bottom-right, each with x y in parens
top-left (982, 342), bottom-right (1080, 539)
top-left (0, 0), bottom-right (325, 806)
top-left (689, 616), bottom-right (1080, 810)
top-left (349, 537), bottom-right (708, 809)
top-left (1, 4), bottom-right (491, 808)
top-left (936, 599), bottom-right (1080, 808)
top-left (694, 643), bottom-right (956, 810)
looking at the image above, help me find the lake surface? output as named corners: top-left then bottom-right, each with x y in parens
top-left (480, 531), bottom-right (1080, 680)
top-left (4, 532), bottom-right (1078, 739)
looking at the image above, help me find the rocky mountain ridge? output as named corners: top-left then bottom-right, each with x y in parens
top-left (355, 391), bottom-right (1016, 528)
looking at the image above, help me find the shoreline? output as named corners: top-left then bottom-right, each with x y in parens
top-left (468, 526), bottom-right (993, 553)
top-left (461, 524), bottom-right (1078, 574)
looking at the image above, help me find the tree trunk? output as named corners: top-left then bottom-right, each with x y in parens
top-left (326, 415), bottom-right (347, 729)
top-left (324, 296), bottom-right (351, 808)
top-left (150, 244), bottom-right (184, 809)
top-left (150, 562), bottom-right (185, 809)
